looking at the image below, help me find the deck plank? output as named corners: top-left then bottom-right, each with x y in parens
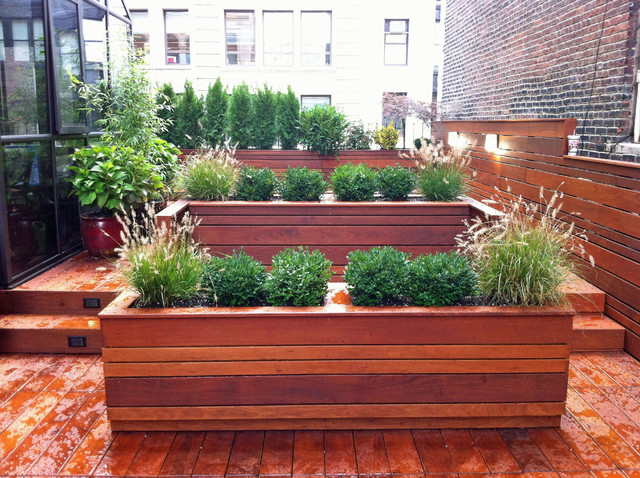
top-left (324, 431), bottom-right (357, 475)
top-left (412, 430), bottom-right (456, 473)
top-left (499, 429), bottom-right (554, 473)
top-left (353, 430), bottom-right (391, 474)
top-left (225, 430), bottom-right (264, 476)
top-left (441, 429), bottom-right (490, 473)
top-left (292, 430), bottom-right (324, 476)
top-left (192, 431), bottom-right (234, 476)
top-left (158, 431), bottom-right (205, 477)
top-left (470, 429), bottom-right (522, 473)
top-left (382, 429), bottom-right (423, 474)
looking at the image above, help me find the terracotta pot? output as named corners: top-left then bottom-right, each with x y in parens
top-left (80, 214), bottom-right (124, 257)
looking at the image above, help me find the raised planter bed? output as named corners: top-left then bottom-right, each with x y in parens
top-left (100, 287), bottom-right (572, 431)
top-left (157, 199), bottom-right (485, 277)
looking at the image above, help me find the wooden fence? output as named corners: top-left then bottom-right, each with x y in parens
top-left (432, 119), bottom-right (640, 360)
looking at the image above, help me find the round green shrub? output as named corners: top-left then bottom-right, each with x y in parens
top-left (178, 148), bottom-right (239, 200)
top-left (278, 166), bottom-right (328, 201)
top-left (299, 105), bottom-right (348, 156)
top-left (234, 166), bottom-right (277, 201)
top-left (330, 162), bottom-right (377, 201)
top-left (265, 247), bottom-right (333, 306)
top-left (417, 163), bottom-right (467, 201)
top-left (376, 165), bottom-right (416, 201)
top-left (202, 250), bottom-right (267, 306)
top-left (407, 252), bottom-right (477, 306)
top-left (414, 137), bottom-right (431, 150)
top-left (344, 246), bottom-right (410, 306)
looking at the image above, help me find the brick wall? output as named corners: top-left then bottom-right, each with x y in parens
top-left (442, 0), bottom-right (639, 162)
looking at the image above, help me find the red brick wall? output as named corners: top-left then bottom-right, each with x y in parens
top-left (442, 0), bottom-right (639, 162)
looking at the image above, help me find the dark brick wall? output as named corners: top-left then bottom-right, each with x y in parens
top-left (442, 0), bottom-right (639, 162)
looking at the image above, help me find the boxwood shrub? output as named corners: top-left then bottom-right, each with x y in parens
top-left (265, 247), bottom-right (333, 306)
top-left (344, 246), bottom-right (410, 306)
top-left (202, 250), bottom-right (267, 307)
top-left (234, 166), bottom-right (277, 201)
top-left (278, 166), bottom-right (328, 201)
top-left (407, 252), bottom-right (477, 306)
top-left (330, 162), bottom-right (377, 201)
top-left (376, 165), bottom-right (416, 201)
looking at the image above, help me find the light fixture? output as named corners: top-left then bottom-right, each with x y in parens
top-left (485, 134), bottom-right (498, 153)
top-left (447, 131), bottom-right (459, 147)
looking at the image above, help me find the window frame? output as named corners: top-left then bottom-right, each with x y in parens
top-left (384, 19), bottom-right (409, 66)
top-left (129, 9), bottom-right (150, 55)
top-left (224, 9), bottom-right (256, 66)
top-left (262, 10), bottom-right (293, 67)
top-left (300, 94), bottom-right (331, 110)
top-left (163, 9), bottom-right (190, 65)
top-left (300, 10), bottom-right (332, 67)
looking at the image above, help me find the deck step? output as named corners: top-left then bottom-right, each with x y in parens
top-left (561, 273), bottom-right (606, 314)
top-left (572, 314), bottom-right (625, 352)
top-left (0, 290), bottom-right (119, 315)
top-left (0, 314), bottom-right (101, 353)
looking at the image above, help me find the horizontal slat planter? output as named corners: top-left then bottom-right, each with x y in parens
top-left (432, 119), bottom-right (640, 359)
top-left (100, 290), bottom-right (572, 430)
top-left (157, 200), bottom-right (474, 276)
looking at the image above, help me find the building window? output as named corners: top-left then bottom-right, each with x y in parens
top-left (263, 11), bottom-right (293, 66)
top-left (164, 10), bottom-right (189, 64)
top-left (301, 11), bottom-right (331, 66)
top-left (435, 0), bottom-right (441, 22)
top-left (432, 66), bottom-right (439, 103)
top-left (384, 19), bottom-right (408, 66)
top-left (130, 10), bottom-right (149, 55)
top-left (301, 95), bottom-right (331, 110)
top-left (225, 10), bottom-right (255, 65)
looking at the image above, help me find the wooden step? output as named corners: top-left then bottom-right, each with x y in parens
top-left (572, 314), bottom-right (625, 352)
top-left (0, 290), bottom-right (119, 315)
top-left (561, 273), bottom-right (606, 314)
top-left (0, 314), bottom-right (101, 353)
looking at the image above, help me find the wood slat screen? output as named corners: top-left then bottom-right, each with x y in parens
top-left (432, 119), bottom-right (640, 359)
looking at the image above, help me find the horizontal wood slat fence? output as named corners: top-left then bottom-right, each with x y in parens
top-left (432, 119), bottom-right (640, 360)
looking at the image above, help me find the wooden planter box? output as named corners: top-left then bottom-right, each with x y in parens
top-left (100, 291), bottom-right (572, 431)
top-left (158, 200), bottom-right (483, 277)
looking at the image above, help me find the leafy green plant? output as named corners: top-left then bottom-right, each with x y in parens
top-left (278, 167), bottom-right (328, 201)
top-left (178, 147), bottom-right (239, 200)
top-left (226, 83), bottom-right (254, 149)
top-left (69, 145), bottom-right (163, 215)
top-left (174, 80), bottom-right (204, 148)
top-left (234, 166), bottom-right (277, 201)
top-left (330, 162), bottom-right (377, 201)
top-left (276, 86), bottom-right (301, 149)
top-left (414, 137), bottom-right (431, 150)
top-left (146, 138), bottom-right (181, 195)
top-left (202, 250), bottom-right (267, 306)
top-left (376, 165), bottom-right (416, 201)
top-left (344, 246), bottom-right (410, 306)
top-left (299, 105), bottom-right (348, 156)
top-left (252, 84), bottom-right (278, 149)
top-left (458, 188), bottom-right (593, 306)
top-left (374, 122), bottom-right (399, 150)
top-left (407, 252), bottom-right (477, 306)
top-left (202, 77), bottom-right (228, 147)
top-left (265, 247), bottom-right (333, 306)
top-left (156, 82), bottom-right (179, 145)
top-left (117, 204), bottom-right (205, 307)
top-left (343, 121), bottom-right (375, 150)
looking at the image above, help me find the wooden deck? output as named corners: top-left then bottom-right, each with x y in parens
top-left (0, 351), bottom-right (639, 476)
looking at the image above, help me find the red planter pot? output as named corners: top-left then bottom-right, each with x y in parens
top-left (80, 214), bottom-right (124, 257)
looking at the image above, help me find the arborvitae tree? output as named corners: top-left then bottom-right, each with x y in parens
top-left (156, 83), bottom-right (179, 145)
top-left (276, 86), bottom-right (301, 149)
top-left (226, 83), bottom-right (253, 149)
top-left (202, 77), bottom-right (228, 147)
top-left (174, 80), bottom-right (204, 148)
top-left (252, 84), bottom-right (277, 149)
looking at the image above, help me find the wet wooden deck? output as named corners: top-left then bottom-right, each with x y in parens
top-left (1, 351), bottom-right (640, 477)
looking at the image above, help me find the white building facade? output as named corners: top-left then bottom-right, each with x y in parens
top-left (125, 0), bottom-right (444, 145)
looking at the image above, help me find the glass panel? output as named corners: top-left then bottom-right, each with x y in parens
top-left (384, 20), bottom-right (408, 65)
top-left (0, 0), bottom-right (48, 135)
top-left (83, 2), bottom-right (106, 130)
top-left (263, 11), bottom-right (292, 66)
top-left (55, 139), bottom-right (82, 252)
top-left (3, 142), bottom-right (56, 276)
top-left (301, 11), bottom-right (331, 66)
top-left (51, 0), bottom-right (85, 130)
top-left (432, 66), bottom-right (439, 103)
top-left (108, 13), bottom-right (130, 78)
top-left (165, 10), bottom-right (189, 64)
top-left (225, 11), bottom-right (254, 65)
top-left (108, 0), bottom-right (128, 20)
top-left (301, 95), bottom-right (330, 110)
top-left (130, 10), bottom-right (149, 55)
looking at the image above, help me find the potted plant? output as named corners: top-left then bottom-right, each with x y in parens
top-left (68, 145), bottom-right (162, 256)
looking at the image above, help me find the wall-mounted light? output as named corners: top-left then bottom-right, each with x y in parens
top-left (447, 131), bottom-right (459, 147)
top-left (485, 134), bottom-right (499, 153)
